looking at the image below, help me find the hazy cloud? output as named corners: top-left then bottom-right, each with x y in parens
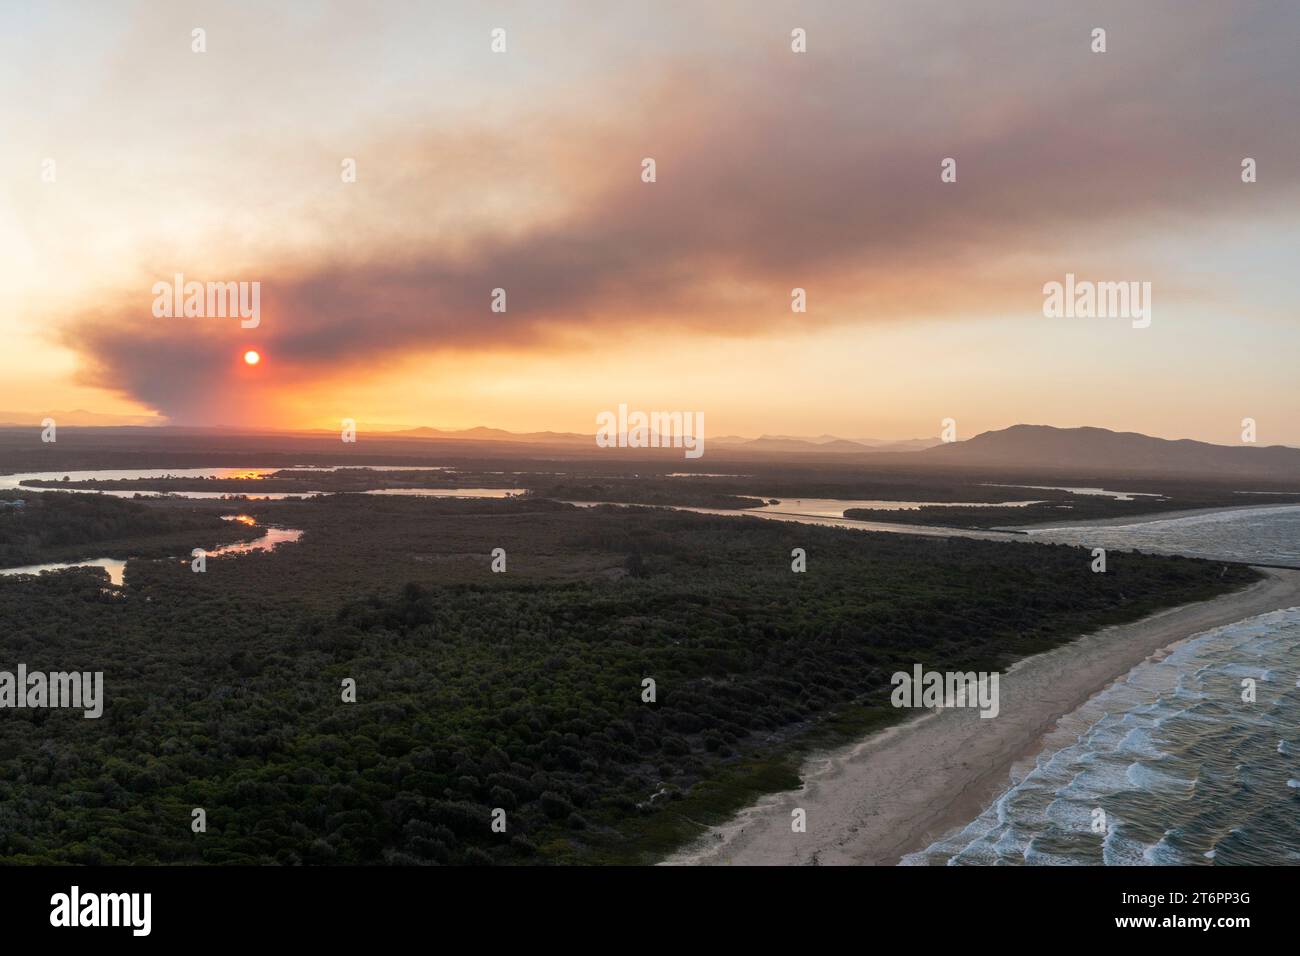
top-left (53, 0), bottom-right (1300, 422)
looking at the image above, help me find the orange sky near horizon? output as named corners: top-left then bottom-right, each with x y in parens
top-left (3, 1), bottom-right (1298, 445)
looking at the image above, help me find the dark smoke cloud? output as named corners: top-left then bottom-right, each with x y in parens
top-left (61, 1), bottom-right (1300, 422)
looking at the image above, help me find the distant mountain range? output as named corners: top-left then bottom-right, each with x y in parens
top-left (0, 417), bottom-right (935, 451)
top-left (391, 426), bottom-right (940, 452)
top-left (392, 425), bottom-right (592, 444)
top-left (387, 422), bottom-right (1300, 478)
top-left (923, 424), bottom-right (1300, 479)
top-left (2, 416), bottom-right (1295, 479)
top-left (709, 434), bottom-right (940, 453)
top-left (0, 409), bottom-right (163, 427)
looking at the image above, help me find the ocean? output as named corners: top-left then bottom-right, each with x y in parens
top-left (904, 504), bottom-right (1300, 865)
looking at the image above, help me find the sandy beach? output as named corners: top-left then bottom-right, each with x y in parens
top-left (663, 567), bottom-right (1300, 866)
top-left (1011, 501), bottom-right (1300, 532)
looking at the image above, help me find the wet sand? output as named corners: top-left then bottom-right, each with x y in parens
top-left (663, 567), bottom-right (1300, 866)
top-left (1011, 501), bottom-right (1300, 531)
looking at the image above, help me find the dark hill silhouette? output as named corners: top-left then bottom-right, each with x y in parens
top-left (923, 425), bottom-right (1300, 479)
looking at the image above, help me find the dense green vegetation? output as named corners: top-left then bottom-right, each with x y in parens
top-left (844, 493), bottom-right (1300, 529)
top-left (523, 482), bottom-right (764, 509)
top-left (0, 493), bottom-right (1256, 865)
top-left (0, 491), bottom-right (257, 567)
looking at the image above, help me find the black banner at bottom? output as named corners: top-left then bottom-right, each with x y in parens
top-left (0, 864), bottom-right (1281, 943)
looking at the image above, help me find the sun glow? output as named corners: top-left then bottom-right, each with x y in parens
top-left (243, 350), bottom-right (261, 366)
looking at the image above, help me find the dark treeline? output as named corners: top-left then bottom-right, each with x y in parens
top-left (526, 476), bottom-right (1300, 526)
top-left (842, 492), bottom-right (1291, 529)
top-left (0, 492), bottom-right (256, 567)
top-left (0, 494), bottom-right (1256, 864)
top-left (524, 481), bottom-right (765, 509)
top-left (22, 468), bottom-right (527, 495)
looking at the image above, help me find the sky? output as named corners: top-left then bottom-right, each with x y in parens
top-left (1, 0), bottom-right (1298, 444)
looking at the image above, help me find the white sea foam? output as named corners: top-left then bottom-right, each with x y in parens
top-left (905, 603), bottom-right (1300, 865)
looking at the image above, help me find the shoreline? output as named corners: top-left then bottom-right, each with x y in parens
top-left (662, 566), bottom-right (1300, 866)
top-left (1008, 501), bottom-right (1300, 532)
